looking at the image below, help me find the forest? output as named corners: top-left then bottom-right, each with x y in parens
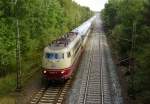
top-left (0, 0), bottom-right (91, 95)
top-left (101, 0), bottom-right (150, 103)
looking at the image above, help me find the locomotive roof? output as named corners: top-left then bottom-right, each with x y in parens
top-left (45, 15), bottom-right (96, 52)
top-left (47, 32), bottom-right (79, 51)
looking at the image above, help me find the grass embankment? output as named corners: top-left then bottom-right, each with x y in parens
top-left (0, 97), bottom-right (15, 104)
top-left (0, 63), bottom-right (40, 104)
top-left (0, 60), bottom-right (41, 94)
top-left (0, 74), bottom-right (16, 95)
top-left (0, 74), bottom-right (16, 104)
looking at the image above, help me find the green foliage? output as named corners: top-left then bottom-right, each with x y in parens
top-left (0, 0), bottom-right (91, 95)
top-left (102, 0), bottom-right (150, 103)
top-left (0, 74), bottom-right (16, 95)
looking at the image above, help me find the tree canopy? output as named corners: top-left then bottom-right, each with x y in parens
top-left (0, 0), bottom-right (92, 94)
top-left (101, 0), bottom-right (150, 103)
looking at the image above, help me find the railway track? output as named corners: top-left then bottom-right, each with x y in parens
top-left (78, 33), bottom-right (112, 104)
top-left (29, 79), bottom-right (72, 104)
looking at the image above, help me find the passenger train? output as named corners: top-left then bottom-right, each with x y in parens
top-left (42, 16), bottom-right (96, 81)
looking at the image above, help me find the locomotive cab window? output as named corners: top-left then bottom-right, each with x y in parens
top-left (46, 53), bottom-right (64, 59)
top-left (67, 52), bottom-right (71, 58)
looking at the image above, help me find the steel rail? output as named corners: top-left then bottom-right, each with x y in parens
top-left (82, 37), bottom-right (94, 104)
top-left (100, 34), bottom-right (104, 104)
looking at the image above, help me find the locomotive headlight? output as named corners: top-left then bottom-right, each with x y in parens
top-left (61, 70), bottom-right (65, 74)
top-left (43, 70), bottom-right (47, 74)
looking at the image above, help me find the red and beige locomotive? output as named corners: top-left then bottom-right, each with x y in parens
top-left (42, 16), bottom-right (96, 81)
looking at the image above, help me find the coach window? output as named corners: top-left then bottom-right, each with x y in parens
top-left (67, 52), bottom-right (71, 58)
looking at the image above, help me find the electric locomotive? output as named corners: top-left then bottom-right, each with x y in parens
top-left (42, 16), bottom-right (95, 80)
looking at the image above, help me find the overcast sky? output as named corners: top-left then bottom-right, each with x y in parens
top-left (73, 0), bottom-right (108, 11)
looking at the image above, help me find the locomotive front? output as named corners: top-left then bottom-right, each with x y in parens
top-left (42, 33), bottom-right (82, 81)
top-left (42, 47), bottom-right (72, 80)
